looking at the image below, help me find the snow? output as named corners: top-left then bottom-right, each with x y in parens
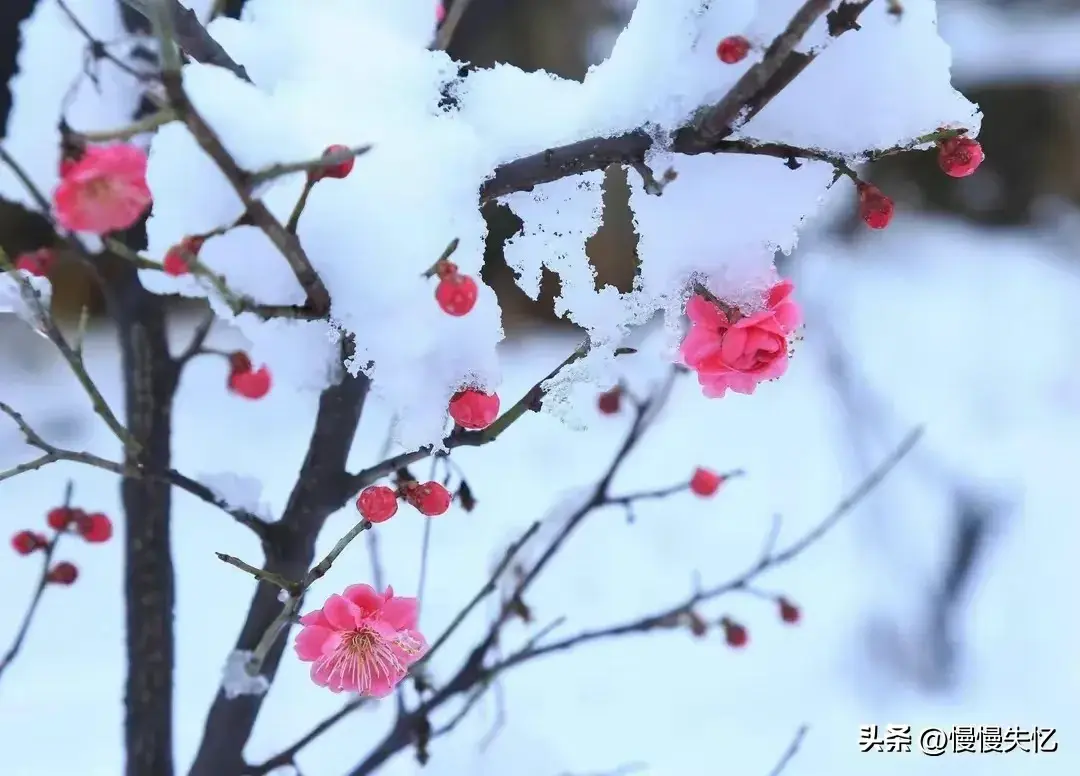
top-left (221, 650), bottom-right (270, 699)
top-left (3, 0), bottom-right (1074, 774)
top-left (135, 0), bottom-right (978, 448)
top-left (197, 472), bottom-right (276, 522)
top-left (2, 218), bottom-right (1079, 776)
top-left (0, 271), bottom-right (53, 331)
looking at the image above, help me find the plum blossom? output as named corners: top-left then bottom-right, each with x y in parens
top-left (680, 280), bottom-right (801, 398)
top-left (294, 584), bottom-right (427, 696)
top-left (53, 144), bottom-right (151, 234)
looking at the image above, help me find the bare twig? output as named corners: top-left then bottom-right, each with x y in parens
top-left (65, 108), bottom-right (177, 143)
top-left (247, 696), bottom-right (372, 775)
top-left (1, 251), bottom-right (136, 449)
top-left (0, 401), bottom-right (130, 482)
top-left (342, 343), bottom-right (597, 494)
top-left (175, 310), bottom-right (215, 365)
top-left (487, 428), bottom-right (923, 672)
top-left (605, 469), bottom-right (745, 507)
top-left (248, 145), bottom-right (372, 187)
top-left (56, 0), bottom-right (155, 81)
top-left (0, 401), bottom-right (268, 535)
top-left (419, 521), bottom-right (541, 667)
top-left (215, 554), bottom-right (296, 591)
top-left (103, 237), bottom-right (319, 320)
top-left (767, 725), bottom-right (809, 776)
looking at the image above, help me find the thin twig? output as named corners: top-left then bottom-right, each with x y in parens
top-left (418, 521), bottom-right (541, 668)
top-left (0, 481), bottom-right (74, 687)
top-left (66, 108), bottom-right (177, 142)
top-left (767, 725), bottom-right (809, 776)
top-left (0, 401), bottom-right (268, 535)
top-left (0, 401), bottom-right (130, 482)
top-left (56, 0), bottom-right (155, 81)
top-left (555, 764), bottom-right (649, 776)
top-left (175, 309), bottom-right (215, 365)
top-left (486, 428), bottom-right (923, 673)
top-left (104, 238), bottom-right (318, 320)
top-left (342, 343), bottom-right (596, 494)
top-left (139, 6), bottom-right (331, 315)
top-left (215, 554), bottom-right (296, 591)
top-left (248, 145), bottom-right (371, 187)
top-left (605, 469), bottom-right (745, 507)
top-left (246, 696), bottom-right (371, 775)
top-left (1, 251), bottom-right (136, 450)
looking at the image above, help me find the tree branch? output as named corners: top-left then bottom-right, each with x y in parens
top-left (187, 341), bottom-right (371, 776)
top-left (134, 6), bottom-right (330, 316)
top-left (0, 482), bottom-right (74, 687)
top-left (120, 0), bottom-right (250, 82)
top-left (487, 428), bottom-right (922, 672)
top-left (0, 399), bottom-right (269, 535)
top-left (333, 424), bottom-right (919, 776)
top-left (767, 725), bottom-right (809, 776)
top-left (481, 0), bottom-right (882, 201)
top-left (1, 250), bottom-right (136, 449)
top-left (341, 343), bottom-right (602, 495)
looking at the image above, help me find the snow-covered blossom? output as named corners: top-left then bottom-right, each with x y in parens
top-left (680, 279), bottom-right (801, 398)
top-left (124, 0), bottom-right (979, 445)
top-left (294, 584), bottom-right (427, 695)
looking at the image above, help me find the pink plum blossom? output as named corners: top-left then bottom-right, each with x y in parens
top-left (53, 144), bottom-right (151, 234)
top-left (294, 584), bottom-right (427, 696)
top-left (680, 279), bottom-right (801, 398)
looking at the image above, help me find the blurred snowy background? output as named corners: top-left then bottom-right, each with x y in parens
top-left (1, 1), bottom-right (1078, 775)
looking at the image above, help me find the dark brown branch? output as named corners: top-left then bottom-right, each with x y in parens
top-left (157, 72), bottom-right (330, 315)
top-left (120, 0), bottom-right (250, 81)
top-left (103, 258), bottom-right (181, 776)
top-left (319, 424), bottom-right (919, 776)
top-left (175, 310), bottom-right (215, 365)
top-left (686, 0), bottom-right (837, 147)
top-left (334, 371), bottom-right (680, 776)
top-left (482, 0), bottom-right (881, 201)
top-left (187, 342), bottom-right (371, 776)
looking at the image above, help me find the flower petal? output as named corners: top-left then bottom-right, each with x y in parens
top-left (323, 594), bottom-right (363, 630)
top-left (299, 608), bottom-right (330, 628)
top-left (342, 584), bottom-right (382, 614)
top-left (294, 625), bottom-right (335, 661)
top-left (685, 294), bottom-right (726, 327)
top-left (380, 595), bottom-right (419, 631)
